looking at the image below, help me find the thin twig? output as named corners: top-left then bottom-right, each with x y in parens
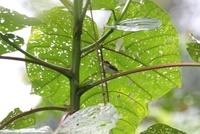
top-left (0, 56), bottom-right (72, 78)
top-left (78, 62), bottom-right (200, 95)
top-left (0, 107), bottom-right (67, 130)
top-left (88, 1), bottom-right (108, 105)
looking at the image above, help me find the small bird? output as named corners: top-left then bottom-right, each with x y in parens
top-left (103, 60), bottom-right (119, 74)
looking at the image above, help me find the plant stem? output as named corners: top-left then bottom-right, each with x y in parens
top-left (60, 0), bottom-right (73, 13)
top-left (78, 62), bottom-right (200, 95)
top-left (70, 0), bottom-right (87, 112)
top-left (116, 0), bottom-right (132, 23)
top-left (81, 0), bottom-right (91, 21)
top-left (81, 29), bottom-right (114, 53)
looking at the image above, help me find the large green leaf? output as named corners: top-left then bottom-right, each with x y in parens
top-left (0, 6), bottom-right (41, 33)
top-left (0, 32), bottom-right (24, 55)
top-left (25, 0), bottom-right (181, 133)
top-left (80, 0), bottom-right (181, 133)
top-left (0, 108), bottom-right (35, 129)
top-left (26, 7), bottom-right (98, 106)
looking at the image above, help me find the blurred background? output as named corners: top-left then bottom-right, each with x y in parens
top-left (0, 0), bottom-right (200, 133)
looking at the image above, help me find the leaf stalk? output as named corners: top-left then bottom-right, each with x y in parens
top-left (78, 62), bottom-right (200, 95)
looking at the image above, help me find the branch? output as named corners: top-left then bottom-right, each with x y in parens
top-left (0, 107), bottom-right (67, 130)
top-left (0, 33), bottom-right (42, 62)
top-left (116, 0), bottom-right (132, 23)
top-left (0, 33), bottom-right (73, 78)
top-left (81, 29), bottom-right (114, 53)
top-left (60, 0), bottom-right (73, 13)
top-left (0, 56), bottom-right (72, 78)
top-left (78, 62), bottom-right (200, 95)
top-left (81, 0), bottom-right (90, 21)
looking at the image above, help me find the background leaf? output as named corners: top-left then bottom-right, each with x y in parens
top-left (187, 42), bottom-right (200, 62)
top-left (26, 7), bottom-right (98, 106)
top-left (0, 32), bottom-right (24, 55)
top-left (0, 6), bottom-right (41, 33)
top-left (0, 108), bottom-right (35, 129)
top-left (140, 123), bottom-right (187, 134)
top-left (80, 0), bottom-right (181, 133)
top-left (186, 34), bottom-right (200, 62)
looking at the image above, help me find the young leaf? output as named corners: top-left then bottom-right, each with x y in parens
top-left (0, 32), bottom-right (24, 55)
top-left (80, 0), bottom-right (181, 133)
top-left (105, 17), bottom-right (161, 32)
top-left (0, 108), bottom-right (35, 129)
top-left (140, 123), bottom-right (187, 134)
top-left (0, 6), bottom-right (41, 33)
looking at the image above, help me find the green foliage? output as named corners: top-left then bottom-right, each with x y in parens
top-left (81, 0), bottom-right (181, 133)
top-left (0, 6), bottom-right (41, 33)
top-left (0, 108), bottom-right (35, 129)
top-left (187, 42), bottom-right (200, 62)
top-left (0, 33), bottom-right (24, 55)
top-left (0, 6), bottom-right (41, 55)
top-left (25, 0), bottom-right (180, 133)
top-left (0, 0), bottom-right (183, 133)
top-left (140, 124), bottom-right (187, 134)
